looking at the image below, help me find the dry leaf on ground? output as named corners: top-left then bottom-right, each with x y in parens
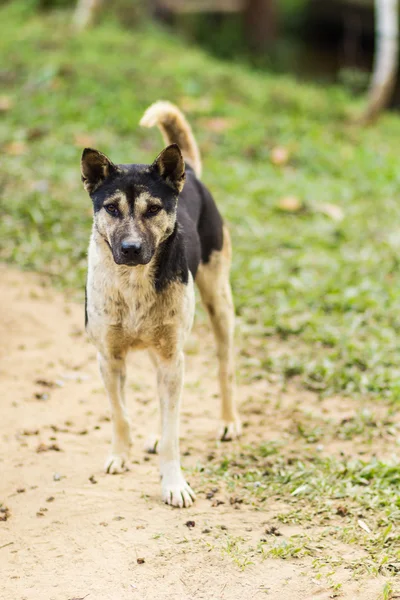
top-left (270, 146), bottom-right (290, 166)
top-left (277, 196), bottom-right (303, 212)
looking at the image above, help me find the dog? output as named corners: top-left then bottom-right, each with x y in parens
top-left (82, 101), bottom-right (241, 507)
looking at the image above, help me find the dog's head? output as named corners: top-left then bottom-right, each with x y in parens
top-left (81, 144), bottom-right (185, 266)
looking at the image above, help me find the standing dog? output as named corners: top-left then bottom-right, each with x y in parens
top-left (82, 102), bottom-right (241, 507)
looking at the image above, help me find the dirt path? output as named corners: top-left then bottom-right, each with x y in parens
top-left (0, 266), bottom-right (389, 600)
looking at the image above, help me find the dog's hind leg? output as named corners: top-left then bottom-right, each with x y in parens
top-left (196, 227), bottom-right (242, 441)
top-left (152, 349), bottom-right (196, 507)
top-left (98, 352), bottom-right (132, 474)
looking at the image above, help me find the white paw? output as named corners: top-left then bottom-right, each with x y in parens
top-left (104, 454), bottom-right (128, 474)
top-left (144, 434), bottom-right (159, 454)
top-left (162, 478), bottom-right (196, 508)
top-left (218, 419), bottom-right (242, 441)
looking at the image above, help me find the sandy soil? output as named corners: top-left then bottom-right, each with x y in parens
top-left (0, 265), bottom-right (389, 600)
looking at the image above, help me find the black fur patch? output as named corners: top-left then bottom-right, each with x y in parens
top-left (154, 223), bottom-right (189, 292)
top-left (177, 165), bottom-right (223, 269)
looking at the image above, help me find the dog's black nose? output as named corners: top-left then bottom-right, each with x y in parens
top-left (120, 240), bottom-right (142, 259)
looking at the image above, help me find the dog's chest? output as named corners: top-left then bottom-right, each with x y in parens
top-left (88, 268), bottom-right (160, 338)
top-left (87, 262), bottom-right (193, 357)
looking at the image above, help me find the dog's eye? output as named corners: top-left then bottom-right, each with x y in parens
top-left (105, 204), bottom-right (118, 215)
top-left (147, 205), bottom-right (161, 216)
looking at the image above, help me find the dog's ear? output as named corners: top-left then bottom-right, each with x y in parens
top-left (81, 148), bottom-right (116, 194)
top-left (152, 144), bottom-right (185, 193)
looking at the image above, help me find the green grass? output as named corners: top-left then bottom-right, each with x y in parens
top-left (3, 5), bottom-right (400, 400)
top-left (193, 444), bottom-right (400, 576)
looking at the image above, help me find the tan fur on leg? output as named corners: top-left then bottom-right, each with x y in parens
top-left (98, 352), bottom-right (132, 473)
top-left (196, 227), bottom-right (241, 441)
top-left (153, 350), bottom-right (195, 508)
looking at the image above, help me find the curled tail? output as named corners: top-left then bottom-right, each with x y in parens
top-left (140, 101), bottom-right (202, 179)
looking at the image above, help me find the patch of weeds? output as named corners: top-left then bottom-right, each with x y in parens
top-left (295, 421), bottom-right (324, 444)
top-left (258, 536), bottom-right (312, 560)
top-left (221, 535), bottom-right (254, 570)
top-left (335, 409), bottom-right (382, 441)
top-left (196, 444), bottom-right (400, 576)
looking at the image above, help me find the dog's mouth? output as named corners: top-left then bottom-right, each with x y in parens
top-left (112, 254), bottom-right (152, 267)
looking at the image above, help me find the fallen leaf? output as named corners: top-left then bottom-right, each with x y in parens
top-left (202, 117), bottom-right (235, 133)
top-left (336, 505), bottom-right (349, 517)
top-left (35, 378), bottom-right (55, 387)
top-left (0, 507), bottom-right (10, 522)
top-left (34, 392), bottom-right (49, 401)
top-left (74, 134), bottom-right (95, 147)
top-left (317, 203), bottom-right (344, 221)
top-left (185, 520), bottom-right (195, 528)
top-left (265, 525), bottom-right (282, 536)
top-left (270, 146), bottom-right (290, 166)
top-left (277, 196), bottom-right (303, 212)
top-left (358, 519), bottom-right (371, 534)
top-left (27, 127), bottom-right (46, 141)
top-left (5, 141), bottom-right (27, 155)
top-left (211, 499), bottom-right (225, 507)
top-left (0, 96), bottom-right (13, 112)
top-left (36, 443), bottom-right (61, 453)
top-left (229, 497), bottom-right (244, 506)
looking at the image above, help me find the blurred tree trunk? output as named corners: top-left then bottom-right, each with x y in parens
top-left (359, 0), bottom-right (398, 124)
top-left (73, 0), bottom-right (103, 31)
top-left (243, 0), bottom-right (278, 52)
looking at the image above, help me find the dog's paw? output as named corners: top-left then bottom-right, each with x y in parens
top-left (162, 478), bottom-right (196, 508)
top-left (218, 419), bottom-right (242, 442)
top-left (144, 434), bottom-right (159, 454)
top-left (104, 454), bottom-right (128, 474)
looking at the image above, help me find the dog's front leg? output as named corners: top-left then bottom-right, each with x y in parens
top-left (98, 352), bottom-right (132, 474)
top-left (154, 350), bottom-right (195, 508)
